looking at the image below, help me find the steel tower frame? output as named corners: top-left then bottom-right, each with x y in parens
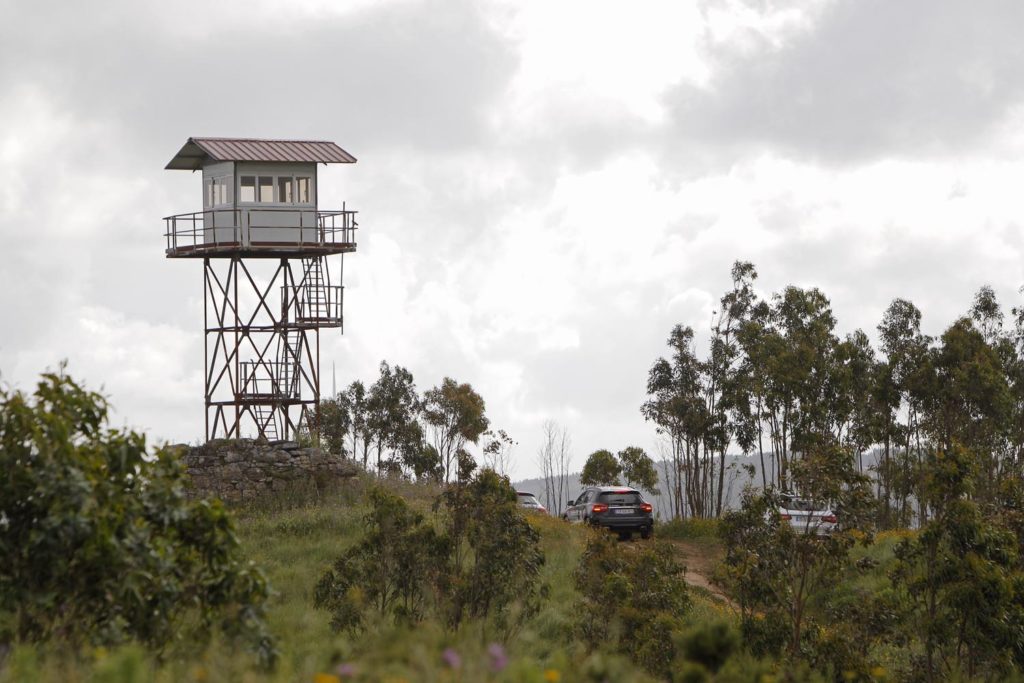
top-left (200, 254), bottom-right (344, 441)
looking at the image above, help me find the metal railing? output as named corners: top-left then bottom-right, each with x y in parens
top-left (164, 207), bottom-right (358, 254)
top-left (283, 284), bottom-right (344, 325)
top-left (239, 360), bottom-right (300, 400)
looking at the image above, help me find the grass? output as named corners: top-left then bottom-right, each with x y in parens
top-left (0, 478), bottom-right (660, 682)
top-left (655, 517), bottom-right (722, 544)
top-left (0, 477), bottom-right (916, 683)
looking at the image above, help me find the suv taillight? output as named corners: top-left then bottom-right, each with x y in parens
top-left (780, 514), bottom-right (792, 521)
top-left (640, 503), bottom-right (653, 513)
top-left (822, 515), bottom-right (837, 523)
top-left (591, 503), bottom-right (608, 513)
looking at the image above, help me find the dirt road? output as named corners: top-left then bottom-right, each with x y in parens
top-left (664, 539), bottom-right (736, 608)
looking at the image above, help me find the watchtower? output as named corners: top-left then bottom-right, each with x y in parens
top-left (164, 137), bottom-right (359, 442)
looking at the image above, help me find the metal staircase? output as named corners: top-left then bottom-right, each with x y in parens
top-left (276, 327), bottom-right (302, 399)
top-left (296, 257), bottom-right (343, 327)
top-left (253, 403), bottom-right (278, 441)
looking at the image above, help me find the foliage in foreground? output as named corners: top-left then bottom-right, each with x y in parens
top-left (722, 448), bottom-right (877, 677)
top-left (0, 371), bottom-right (276, 666)
top-left (314, 468), bottom-right (546, 640)
top-left (574, 534), bottom-right (691, 678)
top-left (892, 444), bottom-right (1024, 681)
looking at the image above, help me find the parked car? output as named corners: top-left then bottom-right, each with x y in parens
top-left (774, 494), bottom-right (837, 536)
top-left (517, 491), bottom-right (548, 514)
top-left (564, 486), bottom-right (653, 540)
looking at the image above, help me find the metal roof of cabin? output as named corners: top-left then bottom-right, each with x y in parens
top-left (166, 137), bottom-right (357, 170)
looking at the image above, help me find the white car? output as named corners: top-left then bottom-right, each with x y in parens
top-left (775, 494), bottom-right (837, 536)
top-left (516, 491), bottom-right (548, 514)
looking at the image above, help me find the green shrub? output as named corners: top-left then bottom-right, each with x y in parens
top-left (315, 469), bottom-right (547, 640)
top-left (574, 533), bottom-right (690, 675)
top-left (0, 370), bottom-right (276, 666)
top-left (679, 620), bottom-right (740, 673)
top-left (314, 487), bottom-right (445, 631)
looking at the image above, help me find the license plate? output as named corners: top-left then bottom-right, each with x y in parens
top-left (615, 508), bottom-right (635, 515)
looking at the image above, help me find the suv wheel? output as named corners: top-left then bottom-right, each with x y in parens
top-left (640, 526), bottom-right (652, 540)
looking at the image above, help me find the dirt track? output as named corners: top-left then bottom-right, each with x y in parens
top-left (663, 539), bottom-right (736, 608)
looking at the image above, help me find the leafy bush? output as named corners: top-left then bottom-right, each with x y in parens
top-left (0, 371), bottom-right (276, 665)
top-left (438, 468), bottom-right (547, 635)
top-left (679, 620), bottom-right (740, 673)
top-left (891, 444), bottom-right (1024, 681)
top-left (573, 533), bottom-right (690, 677)
top-left (313, 487), bottom-right (445, 632)
top-left (315, 468), bottom-right (546, 640)
top-left (719, 446), bottom-right (875, 660)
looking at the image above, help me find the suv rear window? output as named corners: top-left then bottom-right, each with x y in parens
top-left (598, 492), bottom-right (642, 505)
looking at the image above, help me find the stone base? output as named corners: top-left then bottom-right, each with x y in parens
top-left (174, 439), bottom-right (361, 502)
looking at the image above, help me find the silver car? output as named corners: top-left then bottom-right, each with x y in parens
top-left (517, 491), bottom-right (548, 514)
top-left (775, 494), bottom-right (837, 536)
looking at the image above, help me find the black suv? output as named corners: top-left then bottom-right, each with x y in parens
top-left (564, 486), bottom-right (653, 539)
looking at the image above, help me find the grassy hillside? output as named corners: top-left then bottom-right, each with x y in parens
top-left (0, 477), bottom-right (735, 683)
top-left (2, 475), bottom-right (926, 683)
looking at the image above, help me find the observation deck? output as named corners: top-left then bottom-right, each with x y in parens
top-left (164, 207), bottom-right (357, 258)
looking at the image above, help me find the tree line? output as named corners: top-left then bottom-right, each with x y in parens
top-left (644, 261), bottom-right (1024, 525)
top-left (316, 363), bottom-right (499, 484)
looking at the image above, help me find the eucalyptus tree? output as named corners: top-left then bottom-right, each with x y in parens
top-left (618, 446), bottom-right (659, 493)
top-left (580, 449), bottom-right (621, 487)
top-left (481, 428), bottom-right (516, 477)
top-left (316, 392), bottom-right (351, 457)
top-left (642, 324), bottom-right (710, 518)
top-left (876, 298), bottom-right (931, 524)
top-left (708, 261), bottom-right (759, 515)
top-left (422, 377), bottom-right (489, 483)
top-left (969, 286), bottom-right (1024, 480)
top-left (367, 362), bottom-right (423, 474)
top-left (834, 330), bottom-right (882, 472)
top-left (741, 286), bottom-right (844, 491)
top-left (643, 261), bottom-right (758, 516)
top-left (734, 299), bottom-right (773, 488)
top-left (1011, 289), bottom-right (1024, 468)
top-left (920, 317), bottom-right (1013, 503)
top-left (339, 380), bottom-right (372, 467)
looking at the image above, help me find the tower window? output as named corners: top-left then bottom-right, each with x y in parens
top-left (212, 177), bottom-right (231, 206)
top-left (296, 177), bottom-right (310, 203)
top-left (277, 177), bottom-right (293, 203)
top-left (258, 177), bottom-right (274, 202)
top-left (240, 176), bottom-right (256, 202)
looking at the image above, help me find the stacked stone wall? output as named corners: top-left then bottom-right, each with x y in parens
top-left (176, 439), bottom-right (359, 502)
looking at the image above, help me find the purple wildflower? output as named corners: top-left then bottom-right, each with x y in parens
top-left (442, 647), bottom-right (462, 670)
top-left (487, 643), bottom-right (508, 672)
top-left (335, 662), bottom-right (357, 678)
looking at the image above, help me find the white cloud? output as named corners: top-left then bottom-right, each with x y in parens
top-left (1, 0), bottom-right (1023, 481)
top-left (6, 306), bottom-right (199, 444)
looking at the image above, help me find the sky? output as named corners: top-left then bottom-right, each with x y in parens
top-left (1, 0), bottom-right (1023, 481)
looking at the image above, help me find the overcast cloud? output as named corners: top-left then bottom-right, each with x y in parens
top-left (1, 0), bottom-right (1022, 480)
